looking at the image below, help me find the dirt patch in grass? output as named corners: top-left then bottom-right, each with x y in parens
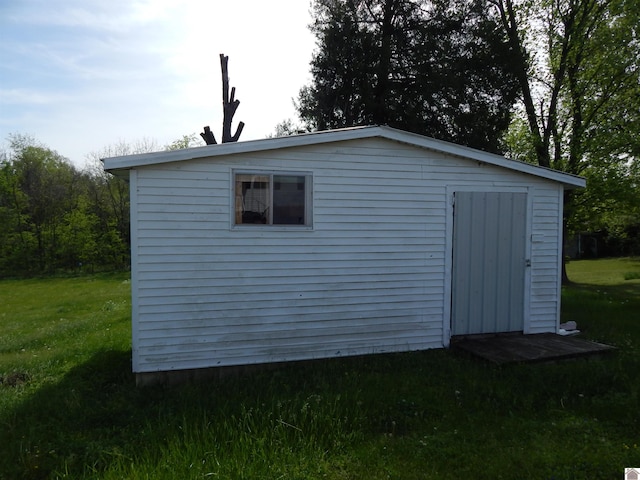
top-left (0, 372), bottom-right (30, 387)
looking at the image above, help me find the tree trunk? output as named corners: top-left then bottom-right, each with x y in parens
top-left (200, 126), bottom-right (216, 145)
top-left (219, 54), bottom-right (245, 143)
top-left (492, 0), bottom-right (551, 168)
top-left (201, 54), bottom-right (245, 145)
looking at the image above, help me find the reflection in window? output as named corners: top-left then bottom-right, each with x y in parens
top-left (235, 173), bottom-right (310, 226)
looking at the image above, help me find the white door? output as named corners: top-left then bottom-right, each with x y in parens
top-left (451, 192), bottom-right (527, 336)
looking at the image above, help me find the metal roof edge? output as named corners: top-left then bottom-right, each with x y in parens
top-left (375, 126), bottom-right (586, 188)
top-left (103, 125), bottom-right (585, 188)
top-left (101, 126), bottom-right (378, 171)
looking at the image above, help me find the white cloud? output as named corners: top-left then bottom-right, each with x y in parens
top-left (0, 88), bottom-right (73, 105)
top-left (5, 0), bottom-right (172, 31)
top-left (0, 0), bottom-right (316, 166)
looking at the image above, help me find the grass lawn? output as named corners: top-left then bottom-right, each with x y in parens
top-left (1, 260), bottom-right (639, 479)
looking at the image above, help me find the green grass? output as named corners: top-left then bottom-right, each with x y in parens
top-left (1, 261), bottom-right (639, 479)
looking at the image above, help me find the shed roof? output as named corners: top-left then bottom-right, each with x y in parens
top-left (103, 125), bottom-right (586, 189)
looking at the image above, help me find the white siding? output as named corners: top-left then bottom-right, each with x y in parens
top-left (528, 186), bottom-right (564, 333)
top-left (130, 138), bottom-right (564, 373)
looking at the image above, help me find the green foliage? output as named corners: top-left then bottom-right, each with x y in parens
top-left (0, 135), bottom-right (131, 276)
top-left (164, 133), bottom-right (201, 150)
top-left (0, 131), bottom-right (204, 277)
top-left (298, 0), bottom-right (520, 153)
top-left (0, 262), bottom-right (639, 479)
top-left (570, 160), bottom-right (640, 255)
top-left (57, 200), bottom-right (100, 268)
top-left (498, 0), bottom-right (640, 245)
top-left (500, 116), bottom-right (538, 164)
top-left (269, 119), bottom-right (306, 138)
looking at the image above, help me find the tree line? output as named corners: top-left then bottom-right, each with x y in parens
top-left (0, 135), bottom-right (124, 276)
top-left (0, 134), bottom-right (201, 277)
top-left (2, 0), bottom-right (638, 277)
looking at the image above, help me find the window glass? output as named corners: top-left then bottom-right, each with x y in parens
top-left (273, 175), bottom-right (306, 225)
top-left (235, 173), bottom-right (309, 226)
top-left (236, 174), bottom-right (269, 224)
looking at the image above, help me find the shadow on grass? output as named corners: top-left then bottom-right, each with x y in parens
top-left (2, 276), bottom-right (640, 479)
top-left (2, 341), bottom-right (640, 479)
top-left (0, 349), bottom-right (148, 479)
top-left (0, 348), bottom-right (371, 479)
top-left (0, 346), bottom-right (461, 479)
top-left (570, 281), bottom-right (640, 301)
top-left (562, 280), bottom-right (640, 345)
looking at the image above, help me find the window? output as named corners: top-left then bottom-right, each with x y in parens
top-left (234, 172), bottom-right (311, 226)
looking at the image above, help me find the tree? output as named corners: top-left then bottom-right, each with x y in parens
top-left (0, 135), bottom-right (102, 274)
top-left (0, 140), bottom-right (35, 274)
top-left (0, 133), bottom-right (212, 276)
top-left (495, 0), bottom-right (640, 267)
top-left (57, 196), bottom-right (99, 270)
top-left (201, 54), bottom-right (245, 145)
top-left (165, 133), bottom-right (201, 150)
top-left (493, 0), bottom-right (639, 169)
top-left (83, 162), bottom-right (130, 270)
top-left (297, 0), bottom-right (521, 153)
top-left (86, 138), bottom-right (166, 269)
top-left (268, 119), bottom-right (306, 138)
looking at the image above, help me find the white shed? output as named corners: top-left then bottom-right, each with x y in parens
top-left (103, 126), bottom-right (585, 384)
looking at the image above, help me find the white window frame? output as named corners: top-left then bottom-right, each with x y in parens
top-left (232, 170), bottom-right (313, 229)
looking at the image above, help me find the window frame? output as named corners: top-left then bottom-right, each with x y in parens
top-left (232, 170), bottom-right (313, 229)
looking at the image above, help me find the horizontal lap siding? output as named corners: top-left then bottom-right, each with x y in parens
top-left (529, 187), bottom-right (563, 333)
top-left (131, 138), bottom-right (565, 372)
top-left (133, 140), bottom-right (446, 372)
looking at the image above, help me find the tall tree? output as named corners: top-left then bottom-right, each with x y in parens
top-left (86, 138), bottom-right (162, 268)
top-left (0, 135), bottom-right (84, 274)
top-left (495, 0), bottom-right (640, 263)
top-left (493, 0), bottom-right (639, 170)
top-left (298, 0), bottom-right (520, 153)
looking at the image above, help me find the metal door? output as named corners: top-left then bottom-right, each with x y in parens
top-left (451, 191), bottom-right (527, 336)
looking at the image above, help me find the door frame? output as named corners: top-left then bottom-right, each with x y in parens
top-left (442, 186), bottom-right (533, 346)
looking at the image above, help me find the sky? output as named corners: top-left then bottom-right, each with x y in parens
top-left (0, 0), bottom-right (316, 167)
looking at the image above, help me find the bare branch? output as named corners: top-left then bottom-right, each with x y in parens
top-left (220, 53), bottom-right (244, 143)
top-left (201, 53), bottom-right (245, 145)
top-left (200, 126), bottom-right (217, 145)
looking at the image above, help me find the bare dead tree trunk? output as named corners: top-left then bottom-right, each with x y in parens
top-left (201, 54), bottom-right (245, 145)
top-left (220, 54), bottom-right (245, 143)
top-left (200, 126), bottom-right (216, 145)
